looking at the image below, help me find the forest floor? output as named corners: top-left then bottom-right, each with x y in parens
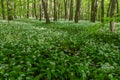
top-left (0, 19), bottom-right (120, 79)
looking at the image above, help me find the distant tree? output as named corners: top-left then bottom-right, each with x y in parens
top-left (91, 0), bottom-right (98, 22)
top-left (57, 1), bottom-right (61, 19)
top-left (1, 0), bottom-right (5, 19)
top-left (7, 0), bottom-right (13, 20)
top-left (13, 1), bottom-right (17, 19)
top-left (42, 0), bottom-right (50, 23)
top-left (107, 1), bottom-right (111, 17)
top-left (39, 0), bottom-right (42, 20)
top-left (109, 0), bottom-right (117, 32)
top-left (69, 0), bottom-right (74, 21)
top-left (101, 0), bottom-right (104, 22)
top-left (33, 0), bottom-right (37, 19)
top-left (116, 0), bottom-right (119, 17)
top-left (74, 0), bottom-right (82, 23)
top-left (54, 0), bottom-right (57, 21)
top-left (26, 0), bottom-right (29, 18)
top-left (64, 0), bottom-right (68, 20)
top-left (19, 0), bottom-right (22, 18)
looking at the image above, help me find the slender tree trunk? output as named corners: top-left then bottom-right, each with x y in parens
top-left (33, 0), bottom-right (37, 19)
top-left (69, 0), bottom-right (73, 20)
top-left (74, 0), bottom-right (82, 23)
top-left (101, 0), bottom-right (104, 22)
top-left (7, 0), bottom-right (13, 20)
top-left (49, 0), bottom-right (53, 20)
top-left (39, 0), bottom-right (42, 20)
top-left (87, 0), bottom-right (91, 20)
top-left (110, 0), bottom-right (117, 32)
top-left (1, 0), bottom-right (5, 19)
top-left (54, 0), bottom-right (57, 21)
top-left (116, 0), bottom-right (119, 17)
top-left (58, 1), bottom-right (61, 20)
top-left (64, 0), bottom-right (68, 20)
top-left (23, 0), bottom-right (26, 17)
top-left (13, 2), bottom-right (17, 19)
top-left (26, 0), bottom-right (29, 18)
top-left (32, 1), bottom-right (34, 18)
top-left (19, 0), bottom-right (22, 18)
top-left (107, 1), bottom-right (111, 17)
top-left (91, 0), bottom-right (98, 22)
top-left (42, 0), bottom-right (50, 23)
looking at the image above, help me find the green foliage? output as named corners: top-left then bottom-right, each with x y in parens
top-left (0, 19), bottom-right (120, 79)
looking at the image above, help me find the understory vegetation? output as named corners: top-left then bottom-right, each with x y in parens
top-left (0, 19), bottom-right (120, 80)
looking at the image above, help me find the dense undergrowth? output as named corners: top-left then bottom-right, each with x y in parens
top-left (0, 19), bottom-right (120, 80)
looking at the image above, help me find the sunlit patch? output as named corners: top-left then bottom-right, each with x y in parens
top-left (32, 27), bottom-right (47, 31)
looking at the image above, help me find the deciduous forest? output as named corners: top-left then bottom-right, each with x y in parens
top-left (0, 0), bottom-right (120, 79)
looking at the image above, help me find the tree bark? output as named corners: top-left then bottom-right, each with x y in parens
top-left (101, 0), bottom-right (104, 22)
top-left (19, 0), bottom-right (22, 18)
top-left (7, 0), bottom-right (13, 20)
top-left (26, 0), bottom-right (29, 18)
top-left (42, 0), bottom-right (50, 23)
top-left (74, 0), bottom-right (82, 23)
top-left (64, 0), bottom-right (68, 20)
top-left (13, 2), bottom-right (17, 19)
top-left (110, 0), bottom-right (117, 32)
top-left (54, 0), bottom-right (57, 21)
top-left (39, 0), bottom-right (42, 20)
top-left (116, 0), bottom-right (119, 17)
top-left (107, 0), bottom-right (111, 17)
top-left (69, 0), bottom-right (73, 20)
top-left (91, 0), bottom-right (98, 22)
top-left (33, 0), bottom-right (37, 19)
top-left (1, 0), bottom-right (5, 19)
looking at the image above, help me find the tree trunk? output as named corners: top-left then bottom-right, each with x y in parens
top-left (13, 2), bottom-right (17, 19)
top-left (33, 0), bottom-right (37, 19)
top-left (74, 0), bottom-right (82, 23)
top-left (101, 0), bottom-right (104, 22)
top-left (110, 0), bottom-right (117, 32)
top-left (42, 0), bottom-right (50, 23)
top-left (116, 0), bottom-right (119, 17)
top-left (49, 0), bottom-right (53, 20)
top-left (58, 1), bottom-right (61, 20)
top-left (39, 0), bottom-right (42, 20)
top-left (91, 0), bottom-right (98, 22)
top-left (54, 0), bottom-right (57, 21)
top-left (69, 0), bottom-right (73, 20)
top-left (107, 1), bottom-right (111, 17)
top-left (64, 0), bottom-right (68, 20)
top-left (1, 0), bottom-right (5, 19)
top-left (7, 0), bottom-right (13, 20)
top-left (26, 0), bottom-right (29, 18)
top-left (19, 0), bottom-right (22, 18)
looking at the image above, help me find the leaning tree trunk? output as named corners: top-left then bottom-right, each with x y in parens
top-left (107, 1), bottom-right (111, 17)
top-left (109, 0), bottom-right (117, 32)
top-left (1, 0), bottom-right (5, 19)
top-left (42, 0), bottom-right (50, 23)
top-left (74, 0), bottom-right (82, 23)
top-left (7, 0), bottom-right (13, 20)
